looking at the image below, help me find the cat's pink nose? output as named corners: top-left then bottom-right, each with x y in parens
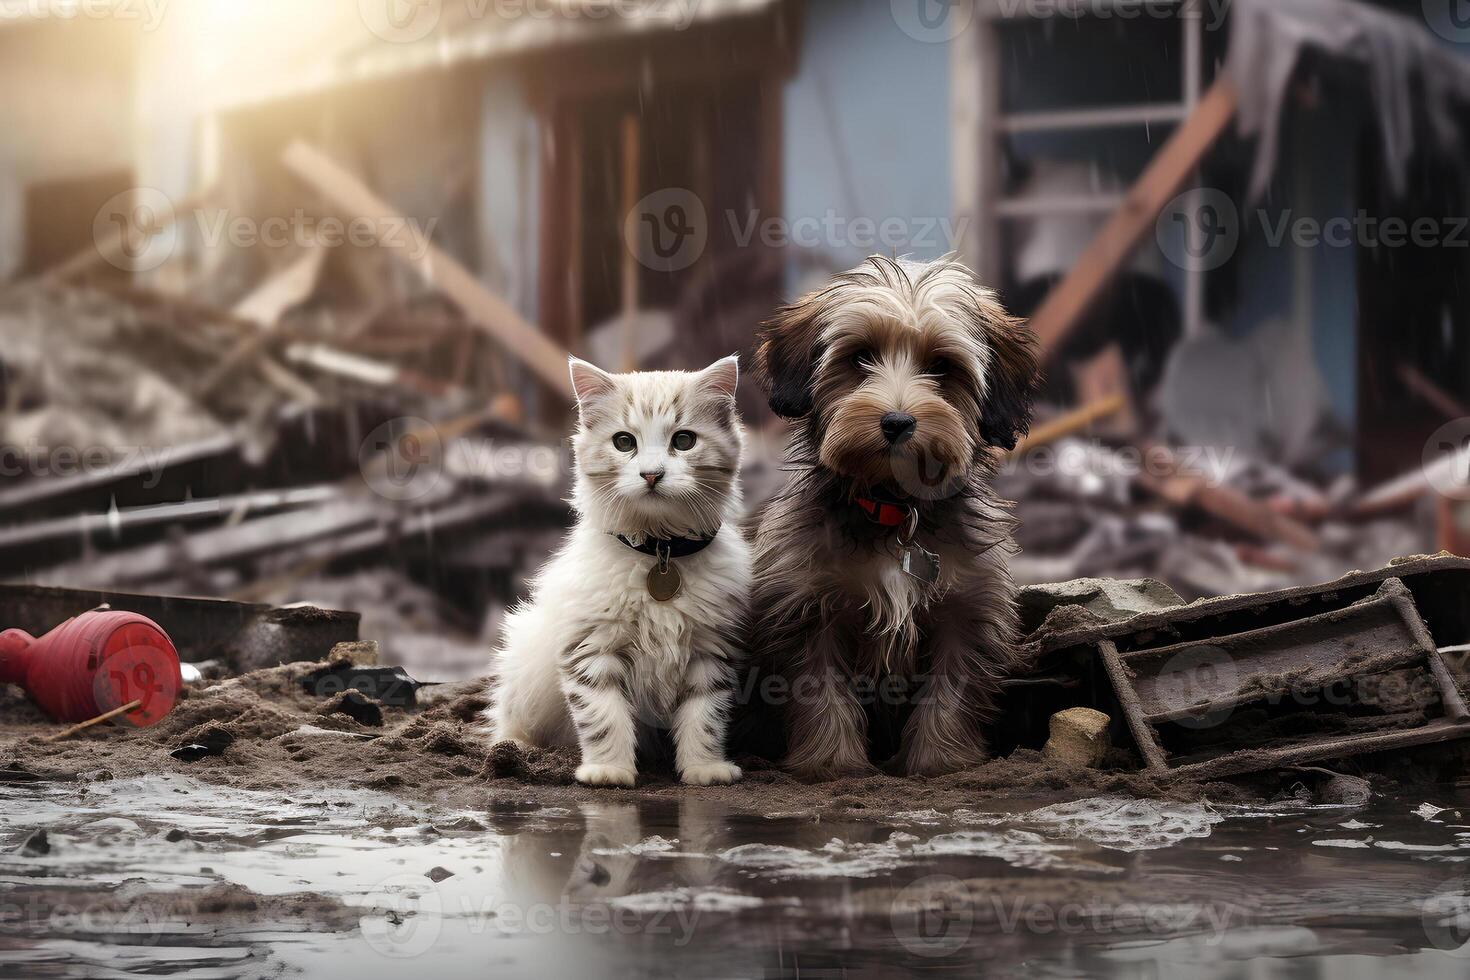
top-left (641, 470), bottom-right (664, 488)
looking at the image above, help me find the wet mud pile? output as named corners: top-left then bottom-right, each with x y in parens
top-left (0, 656), bottom-right (1266, 815)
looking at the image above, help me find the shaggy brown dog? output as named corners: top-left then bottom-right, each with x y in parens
top-left (750, 255), bottom-right (1039, 780)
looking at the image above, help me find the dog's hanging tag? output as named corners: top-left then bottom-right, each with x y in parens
top-left (897, 510), bottom-right (942, 586)
top-left (901, 544), bottom-right (942, 586)
top-left (646, 542), bottom-right (682, 601)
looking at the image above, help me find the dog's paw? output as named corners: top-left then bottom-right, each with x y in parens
top-left (902, 749), bottom-right (989, 778)
top-left (680, 762), bottom-right (743, 786)
top-left (575, 764), bottom-right (637, 787)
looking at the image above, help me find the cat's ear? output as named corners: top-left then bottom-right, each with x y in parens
top-left (697, 355), bottom-right (740, 402)
top-left (568, 357), bottom-right (616, 410)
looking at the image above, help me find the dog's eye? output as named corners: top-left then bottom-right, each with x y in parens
top-left (612, 432), bottom-right (637, 453)
top-left (926, 357), bottom-right (951, 377)
top-left (849, 349), bottom-right (874, 371)
top-left (671, 430), bottom-right (696, 451)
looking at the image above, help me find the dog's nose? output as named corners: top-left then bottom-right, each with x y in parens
top-left (880, 412), bottom-right (916, 444)
top-left (641, 470), bottom-right (665, 488)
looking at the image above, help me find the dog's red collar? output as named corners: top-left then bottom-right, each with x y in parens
top-left (855, 495), bottom-right (911, 528)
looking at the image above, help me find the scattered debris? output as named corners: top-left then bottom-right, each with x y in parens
top-left (171, 727), bottom-right (236, 762)
top-left (303, 663), bottom-right (423, 707)
top-left (17, 829), bottom-right (50, 856)
top-left (321, 690), bottom-right (385, 727)
top-left (1318, 775), bottom-right (1373, 807)
top-left (1020, 555), bottom-right (1470, 779)
top-left (425, 867), bottom-right (455, 882)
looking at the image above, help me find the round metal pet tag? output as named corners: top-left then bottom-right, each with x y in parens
top-left (647, 562), bottom-right (682, 601)
top-left (647, 544), bottom-right (682, 601)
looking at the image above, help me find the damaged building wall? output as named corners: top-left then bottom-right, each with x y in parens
top-left (478, 70), bottom-right (541, 326)
top-left (782, 0), bottom-right (953, 283)
top-left (0, 18), bottom-right (136, 278)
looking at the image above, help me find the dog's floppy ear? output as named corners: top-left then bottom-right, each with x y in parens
top-left (757, 293), bottom-right (825, 419)
top-left (972, 294), bottom-right (1040, 451)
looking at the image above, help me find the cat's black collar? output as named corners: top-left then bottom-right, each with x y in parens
top-left (614, 530), bottom-right (719, 559)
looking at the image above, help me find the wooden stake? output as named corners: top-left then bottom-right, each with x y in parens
top-left (1028, 79), bottom-right (1238, 356)
top-left (43, 700), bottom-right (143, 743)
top-left (620, 113), bottom-right (641, 373)
top-left (1009, 393), bottom-right (1127, 456)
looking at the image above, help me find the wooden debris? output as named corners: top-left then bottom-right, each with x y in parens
top-left (43, 700), bottom-right (143, 743)
top-left (281, 141), bottom-right (572, 398)
top-left (1028, 80), bottom-right (1238, 356)
top-left (1010, 393), bottom-right (1128, 456)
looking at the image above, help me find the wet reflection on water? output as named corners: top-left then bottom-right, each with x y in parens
top-left (5, 776), bottom-right (1470, 977)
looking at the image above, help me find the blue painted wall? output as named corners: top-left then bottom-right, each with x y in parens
top-left (781, 0), bottom-right (953, 284)
top-left (479, 69), bottom-right (540, 324)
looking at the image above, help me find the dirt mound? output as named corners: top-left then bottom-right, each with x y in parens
top-left (1, 658), bottom-right (1271, 814)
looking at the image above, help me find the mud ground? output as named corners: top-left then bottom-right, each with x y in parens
top-left (0, 656), bottom-right (1272, 816)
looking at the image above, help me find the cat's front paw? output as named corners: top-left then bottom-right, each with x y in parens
top-left (575, 763), bottom-right (637, 787)
top-left (680, 762), bottom-right (743, 786)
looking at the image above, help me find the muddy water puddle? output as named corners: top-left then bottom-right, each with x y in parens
top-left (5, 776), bottom-right (1470, 977)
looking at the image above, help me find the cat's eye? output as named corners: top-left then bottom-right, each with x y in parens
top-left (612, 432), bottom-right (637, 453)
top-left (671, 430), bottom-right (697, 451)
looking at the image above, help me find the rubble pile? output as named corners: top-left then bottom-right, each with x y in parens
top-left (0, 280), bottom-right (569, 682)
top-left (1000, 434), bottom-right (1436, 601)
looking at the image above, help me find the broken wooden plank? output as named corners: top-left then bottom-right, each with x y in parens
top-left (284, 342), bottom-right (458, 398)
top-left (1399, 363), bottom-right (1470, 420)
top-left (0, 583), bottom-right (358, 669)
top-left (1028, 79), bottom-right (1239, 356)
top-left (281, 142), bottom-right (572, 397)
top-left (233, 246), bottom-right (327, 327)
top-left (1136, 441), bottom-right (1321, 552)
top-left (1009, 393), bottom-right (1127, 456)
top-left (0, 485), bottom-right (340, 551)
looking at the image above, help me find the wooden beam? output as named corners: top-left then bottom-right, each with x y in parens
top-left (1009, 393), bottom-right (1127, 456)
top-left (281, 141), bottom-right (571, 398)
top-left (620, 112), bottom-right (641, 372)
top-left (1136, 442), bottom-right (1321, 552)
top-left (233, 245), bottom-right (326, 327)
top-left (1028, 79), bottom-right (1239, 356)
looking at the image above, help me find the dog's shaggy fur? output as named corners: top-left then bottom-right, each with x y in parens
top-left (749, 255), bottom-right (1039, 780)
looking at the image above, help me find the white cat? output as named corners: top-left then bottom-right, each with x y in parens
top-left (485, 355), bottom-right (750, 787)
